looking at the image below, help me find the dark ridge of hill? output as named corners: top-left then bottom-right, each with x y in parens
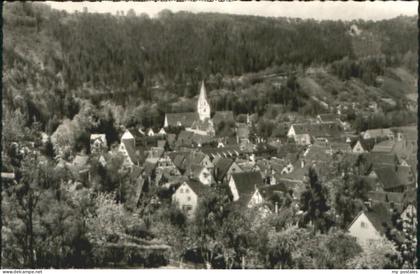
top-left (2, 2), bottom-right (418, 134)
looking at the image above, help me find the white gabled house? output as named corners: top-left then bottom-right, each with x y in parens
top-left (347, 203), bottom-right (392, 249)
top-left (90, 134), bottom-right (107, 154)
top-left (147, 128), bottom-right (155, 137)
top-left (172, 181), bottom-right (208, 218)
top-left (158, 128), bottom-right (167, 136)
top-left (228, 171), bottom-right (264, 206)
top-left (351, 140), bottom-right (367, 154)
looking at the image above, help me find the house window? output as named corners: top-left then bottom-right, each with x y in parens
top-left (185, 188), bottom-right (189, 193)
top-left (182, 205), bottom-right (192, 212)
top-left (187, 196), bottom-right (191, 201)
top-left (360, 221), bottom-right (367, 228)
top-left (180, 188), bottom-right (183, 193)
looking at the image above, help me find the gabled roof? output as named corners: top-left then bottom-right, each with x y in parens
top-left (169, 152), bottom-right (189, 172)
top-left (259, 183), bottom-right (289, 201)
top-left (185, 180), bottom-right (209, 197)
top-left (291, 122), bottom-right (342, 138)
top-left (231, 171), bottom-right (265, 207)
top-left (396, 165), bottom-right (415, 186)
top-left (175, 130), bottom-right (214, 147)
top-left (187, 164), bottom-right (206, 179)
top-left (373, 166), bottom-right (403, 191)
top-left (124, 128), bottom-right (144, 140)
top-left (363, 128), bottom-right (393, 139)
top-left (214, 158), bottom-right (234, 181)
top-left (402, 190), bottom-right (417, 207)
top-left (201, 146), bottom-right (241, 159)
top-left (350, 139), bottom-right (373, 151)
top-left (188, 151), bottom-right (207, 165)
top-left (304, 145), bottom-right (332, 163)
top-left (371, 139), bottom-right (395, 153)
top-left (231, 171), bottom-right (264, 196)
top-left (363, 203), bottom-right (393, 235)
top-left (121, 139), bottom-right (138, 164)
top-left (166, 112), bottom-right (198, 128)
top-left (126, 166), bottom-right (146, 209)
top-left (368, 152), bottom-right (398, 167)
top-left (317, 113), bottom-right (339, 123)
top-left (147, 147), bottom-right (164, 162)
top-left (143, 161), bottom-right (157, 176)
top-left (90, 134), bottom-right (106, 142)
top-left (392, 126), bottom-right (417, 141)
top-left (367, 191), bottom-right (404, 207)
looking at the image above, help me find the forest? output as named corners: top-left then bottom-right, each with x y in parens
top-left (1, 2), bottom-right (418, 269)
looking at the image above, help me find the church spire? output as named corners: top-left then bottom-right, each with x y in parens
top-left (199, 80), bottom-right (207, 101)
top-left (197, 80), bottom-right (210, 121)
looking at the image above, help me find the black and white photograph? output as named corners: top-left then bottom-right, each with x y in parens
top-left (1, 0), bottom-right (418, 270)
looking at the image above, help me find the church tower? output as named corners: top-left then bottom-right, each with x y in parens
top-left (197, 81), bottom-right (211, 121)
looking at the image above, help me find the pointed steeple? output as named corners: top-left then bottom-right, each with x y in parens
top-left (197, 80), bottom-right (210, 121)
top-left (199, 81), bottom-right (207, 101)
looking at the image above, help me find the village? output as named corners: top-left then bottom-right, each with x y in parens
top-left (2, 2), bottom-right (417, 269)
top-left (10, 80), bottom-right (413, 252)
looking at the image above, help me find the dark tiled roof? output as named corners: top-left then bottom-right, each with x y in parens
top-left (231, 171), bottom-right (264, 196)
top-left (214, 158), bottom-right (234, 181)
top-left (201, 146), bottom-right (241, 159)
top-left (169, 152), bottom-right (189, 172)
top-left (318, 113), bottom-right (339, 123)
top-left (186, 180), bottom-right (209, 196)
top-left (292, 122), bottom-right (342, 138)
top-left (122, 139), bottom-right (138, 164)
top-left (363, 128), bottom-right (393, 139)
top-left (143, 161), bottom-right (157, 176)
top-left (304, 145), bottom-right (332, 163)
top-left (128, 128), bottom-right (144, 139)
top-left (259, 183), bottom-right (289, 200)
top-left (175, 130), bottom-right (214, 147)
top-left (367, 191), bottom-right (404, 206)
top-left (368, 152), bottom-right (398, 167)
top-left (373, 166), bottom-right (403, 191)
top-left (126, 166), bottom-right (146, 209)
top-left (231, 171), bottom-right (265, 207)
top-left (371, 139), bottom-right (395, 153)
top-left (166, 112), bottom-right (198, 128)
top-left (396, 165), bottom-right (415, 186)
top-left (364, 203), bottom-right (393, 235)
top-left (402, 190), bottom-right (417, 207)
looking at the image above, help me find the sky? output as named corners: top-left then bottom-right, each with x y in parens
top-left (46, 1), bottom-right (418, 21)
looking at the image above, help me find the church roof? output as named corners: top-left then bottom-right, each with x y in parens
top-left (190, 118), bottom-right (214, 132)
top-left (165, 112), bottom-right (198, 128)
top-left (199, 81), bottom-right (208, 102)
